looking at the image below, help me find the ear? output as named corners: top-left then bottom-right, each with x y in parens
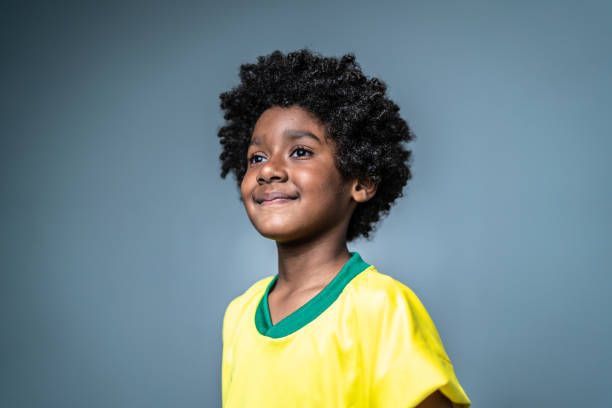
top-left (350, 177), bottom-right (377, 203)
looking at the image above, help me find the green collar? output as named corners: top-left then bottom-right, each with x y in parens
top-left (254, 251), bottom-right (371, 338)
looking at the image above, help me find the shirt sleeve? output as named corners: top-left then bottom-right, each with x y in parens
top-left (221, 297), bottom-right (240, 406)
top-left (359, 281), bottom-right (471, 408)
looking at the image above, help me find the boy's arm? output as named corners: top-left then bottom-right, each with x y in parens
top-left (415, 390), bottom-right (453, 408)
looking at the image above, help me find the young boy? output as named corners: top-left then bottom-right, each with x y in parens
top-left (217, 49), bottom-right (471, 408)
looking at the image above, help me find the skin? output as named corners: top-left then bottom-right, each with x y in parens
top-left (417, 390), bottom-right (453, 408)
top-left (241, 105), bottom-right (377, 317)
top-left (241, 105), bottom-right (450, 408)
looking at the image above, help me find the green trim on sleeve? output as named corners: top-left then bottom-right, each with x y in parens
top-left (254, 251), bottom-right (371, 339)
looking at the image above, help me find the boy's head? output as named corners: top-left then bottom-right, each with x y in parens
top-left (218, 49), bottom-right (414, 242)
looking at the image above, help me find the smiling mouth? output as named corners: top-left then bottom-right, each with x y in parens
top-left (259, 197), bottom-right (297, 206)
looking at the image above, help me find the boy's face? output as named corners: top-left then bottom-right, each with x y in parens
top-left (241, 105), bottom-right (356, 243)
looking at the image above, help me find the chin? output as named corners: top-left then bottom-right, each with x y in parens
top-left (256, 227), bottom-right (299, 242)
top-left (253, 222), bottom-right (309, 243)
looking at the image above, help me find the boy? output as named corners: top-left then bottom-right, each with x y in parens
top-left (217, 49), bottom-right (471, 408)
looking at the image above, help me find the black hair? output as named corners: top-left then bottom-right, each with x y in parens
top-left (217, 48), bottom-right (414, 241)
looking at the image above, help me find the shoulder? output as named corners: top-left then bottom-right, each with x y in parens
top-left (350, 268), bottom-right (472, 406)
top-left (222, 276), bottom-right (273, 341)
top-left (224, 275), bottom-right (273, 319)
top-left (349, 265), bottom-right (427, 314)
top-left (349, 266), bottom-right (448, 356)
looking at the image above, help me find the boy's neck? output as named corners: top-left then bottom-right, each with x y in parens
top-left (274, 239), bottom-right (352, 294)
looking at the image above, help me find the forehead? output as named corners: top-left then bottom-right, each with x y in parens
top-left (249, 106), bottom-right (330, 146)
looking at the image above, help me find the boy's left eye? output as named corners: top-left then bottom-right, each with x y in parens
top-left (291, 147), bottom-right (312, 158)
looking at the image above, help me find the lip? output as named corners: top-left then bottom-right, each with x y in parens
top-left (260, 197), bottom-right (296, 206)
top-left (254, 191), bottom-right (298, 205)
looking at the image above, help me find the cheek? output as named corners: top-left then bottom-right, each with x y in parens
top-left (240, 172), bottom-right (253, 194)
top-left (240, 174), bottom-right (253, 198)
top-left (300, 173), bottom-right (348, 203)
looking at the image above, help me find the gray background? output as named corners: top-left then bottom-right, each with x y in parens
top-left (2, 0), bottom-right (611, 407)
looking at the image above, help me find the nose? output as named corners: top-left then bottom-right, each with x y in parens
top-left (257, 155), bottom-right (288, 184)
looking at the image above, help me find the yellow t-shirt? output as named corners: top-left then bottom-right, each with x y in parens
top-left (222, 251), bottom-right (471, 407)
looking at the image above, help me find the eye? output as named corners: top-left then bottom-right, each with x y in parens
top-left (248, 154), bottom-right (267, 165)
top-left (291, 147), bottom-right (313, 158)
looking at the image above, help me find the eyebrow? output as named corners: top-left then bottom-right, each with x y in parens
top-left (249, 129), bottom-right (322, 146)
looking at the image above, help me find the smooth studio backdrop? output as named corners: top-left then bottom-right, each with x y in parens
top-left (2, 1), bottom-right (611, 407)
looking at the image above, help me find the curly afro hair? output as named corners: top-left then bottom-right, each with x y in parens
top-left (217, 48), bottom-right (415, 242)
